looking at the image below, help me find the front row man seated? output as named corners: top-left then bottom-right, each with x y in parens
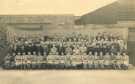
top-left (3, 51), bottom-right (129, 70)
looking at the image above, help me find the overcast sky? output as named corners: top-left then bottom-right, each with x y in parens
top-left (0, 0), bottom-right (117, 16)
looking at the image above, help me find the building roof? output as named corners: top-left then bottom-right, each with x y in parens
top-left (75, 0), bottom-right (135, 25)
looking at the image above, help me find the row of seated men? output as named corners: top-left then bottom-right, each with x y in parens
top-left (3, 52), bottom-right (129, 70)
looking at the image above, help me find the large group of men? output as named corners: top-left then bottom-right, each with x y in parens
top-left (3, 32), bottom-right (129, 70)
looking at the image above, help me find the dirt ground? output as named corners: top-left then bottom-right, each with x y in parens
top-left (0, 70), bottom-right (135, 84)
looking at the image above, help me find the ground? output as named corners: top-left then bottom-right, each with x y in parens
top-left (0, 70), bottom-right (135, 84)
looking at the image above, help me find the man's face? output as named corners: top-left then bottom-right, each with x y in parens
top-left (44, 52), bottom-right (47, 55)
top-left (18, 53), bottom-right (21, 55)
top-left (94, 52), bottom-right (97, 56)
top-left (117, 53), bottom-right (120, 55)
top-left (23, 53), bottom-right (25, 55)
top-left (106, 53), bottom-right (109, 55)
top-left (100, 52), bottom-right (103, 56)
top-left (33, 52), bottom-right (36, 55)
top-left (13, 53), bottom-right (16, 56)
top-left (28, 52), bottom-right (31, 55)
top-left (89, 52), bottom-right (92, 55)
top-left (123, 53), bottom-right (126, 56)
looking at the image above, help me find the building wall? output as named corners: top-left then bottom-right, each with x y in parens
top-left (118, 21), bottom-right (135, 66)
top-left (0, 15), bottom-right (74, 43)
top-left (0, 15), bottom-right (75, 24)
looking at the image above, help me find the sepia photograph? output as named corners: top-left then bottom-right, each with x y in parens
top-left (0, 0), bottom-right (135, 84)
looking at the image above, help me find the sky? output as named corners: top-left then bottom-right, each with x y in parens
top-left (0, 0), bottom-right (117, 16)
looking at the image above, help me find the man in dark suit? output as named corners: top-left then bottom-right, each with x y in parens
top-left (58, 44), bottom-right (65, 55)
